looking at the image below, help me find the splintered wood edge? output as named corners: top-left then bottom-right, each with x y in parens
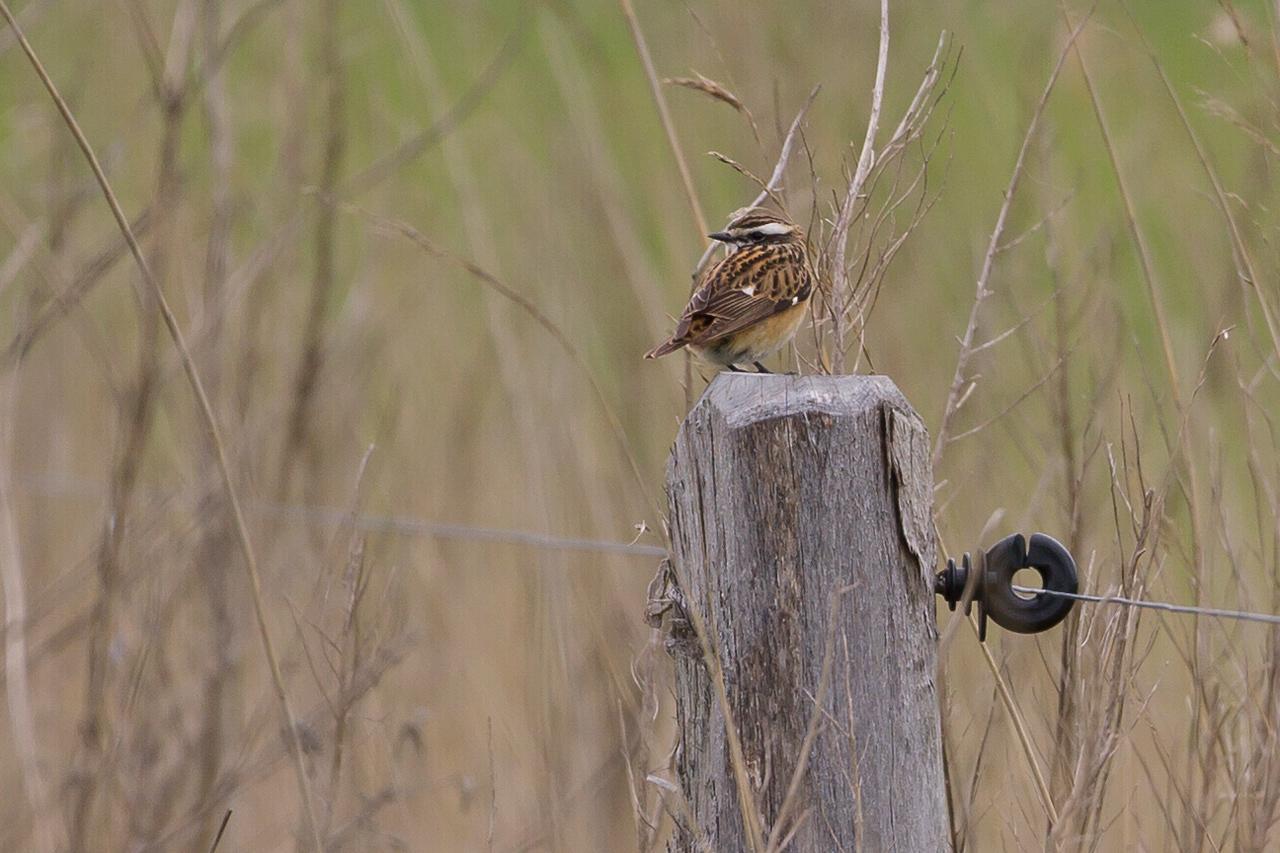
top-left (886, 404), bottom-right (936, 586)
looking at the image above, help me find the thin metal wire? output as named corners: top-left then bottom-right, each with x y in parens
top-left (16, 473), bottom-right (668, 559)
top-left (254, 504), bottom-right (668, 557)
top-left (1012, 585), bottom-right (1280, 627)
top-left (21, 474), bottom-right (1280, 622)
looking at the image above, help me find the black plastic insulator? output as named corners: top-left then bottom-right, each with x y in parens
top-left (934, 532), bottom-right (1078, 641)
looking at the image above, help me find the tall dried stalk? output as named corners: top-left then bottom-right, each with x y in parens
top-left (932, 8), bottom-right (1093, 473)
top-left (1058, 13), bottom-right (1213, 845)
top-left (933, 8), bottom-right (1095, 839)
top-left (69, 3), bottom-right (196, 843)
top-left (828, 0), bottom-right (889, 371)
top-left (192, 1), bottom-right (238, 848)
top-left (619, 0), bottom-right (709, 409)
top-left (0, 4), bottom-right (324, 849)
top-left (0, 341), bottom-right (52, 853)
top-left (279, 0), bottom-right (345, 500)
top-left (818, 27), bottom-right (953, 373)
top-left (618, 0), bottom-right (708, 242)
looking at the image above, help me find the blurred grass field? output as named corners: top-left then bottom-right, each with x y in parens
top-left (2, 0), bottom-right (1280, 849)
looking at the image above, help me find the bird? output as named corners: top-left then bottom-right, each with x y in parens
top-left (645, 208), bottom-right (814, 373)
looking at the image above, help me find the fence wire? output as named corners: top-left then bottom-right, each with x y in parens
top-left (16, 473), bottom-right (668, 559)
top-left (1012, 585), bottom-right (1280, 627)
top-left (22, 474), bottom-right (1280, 624)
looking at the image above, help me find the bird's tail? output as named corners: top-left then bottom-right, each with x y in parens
top-left (644, 337), bottom-right (687, 359)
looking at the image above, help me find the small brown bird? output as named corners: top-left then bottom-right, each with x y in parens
top-left (645, 208), bottom-right (813, 372)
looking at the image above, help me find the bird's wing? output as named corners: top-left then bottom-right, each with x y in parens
top-left (673, 244), bottom-right (812, 344)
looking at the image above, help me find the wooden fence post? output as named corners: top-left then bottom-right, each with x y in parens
top-left (662, 373), bottom-right (949, 851)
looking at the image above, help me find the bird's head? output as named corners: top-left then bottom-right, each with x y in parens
top-left (708, 208), bottom-right (802, 247)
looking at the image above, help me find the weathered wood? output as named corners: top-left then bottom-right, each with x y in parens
top-left (664, 373), bottom-right (948, 852)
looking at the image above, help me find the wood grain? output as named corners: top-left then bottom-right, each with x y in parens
top-left (664, 373), bottom-right (949, 851)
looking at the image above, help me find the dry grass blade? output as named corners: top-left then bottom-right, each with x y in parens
top-left (706, 151), bottom-right (776, 203)
top-left (0, 368), bottom-right (51, 853)
top-left (207, 810), bottom-right (232, 853)
top-left (663, 70), bottom-right (748, 114)
top-left (353, 207), bottom-right (658, 517)
top-left (1199, 94), bottom-right (1280, 157)
top-left (1123, 6), bottom-right (1280, 368)
top-left (619, 0), bottom-right (709, 241)
top-left (932, 6), bottom-right (1094, 473)
top-left (619, 0), bottom-right (709, 407)
top-left (973, 619), bottom-right (1060, 827)
top-left (828, 0), bottom-right (889, 370)
top-left (694, 85), bottom-right (819, 275)
top-left (0, 4), bottom-right (324, 850)
top-left (1061, 5), bottom-right (1191, 417)
top-left (340, 16), bottom-right (528, 198)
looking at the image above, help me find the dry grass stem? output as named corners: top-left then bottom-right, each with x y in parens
top-left (0, 4), bottom-right (324, 848)
top-left (663, 71), bottom-right (750, 117)
top-left (618, 0), bottom-right (709, 241)
top-left (828, 0), bottom-right (889, 370)
top-left (693, 85), bottom-right (819, 275)
top-left (0, 363), bottom-right (52, 853)
top-left (932, 6), bottom-right (1094, 473)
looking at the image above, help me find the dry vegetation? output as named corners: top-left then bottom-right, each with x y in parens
top-left (1, 0), bottom-right (1280, 850)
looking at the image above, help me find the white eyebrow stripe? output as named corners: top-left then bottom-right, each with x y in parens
top-left (749, 222), bottom-right (791, 236)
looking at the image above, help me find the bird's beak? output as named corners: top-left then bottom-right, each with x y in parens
top-left (708, 231), bottom-right (733, 242)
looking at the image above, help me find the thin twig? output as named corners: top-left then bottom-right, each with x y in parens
top-left (945, 350), bottom-right (1071, 444)
top-left (932, 6), bottom-right (1095, 473)
top-left (829, 0), bottom-right (889, 371)
top-left (1122, 4), bottom-right (1280, 367)
top-left (0, 339), bottom-right (52, 853)
top-left (619, 0), bottom-right (708, 407)
top-left (693, 85), bottom-right (820, 275)
top-left (619, 0), bottom-right (709, 240)
top-left (208, 810), bottom-right (232, 853)
top-left (972, 617), bottom-right (1060, 827)
top-left (353, 208), bottom-right (658, 516)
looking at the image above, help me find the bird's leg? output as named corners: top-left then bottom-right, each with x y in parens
top-left (753, 361), bottom-right (772, 374)
top-left (727, 364), bottom-right (745, 373)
